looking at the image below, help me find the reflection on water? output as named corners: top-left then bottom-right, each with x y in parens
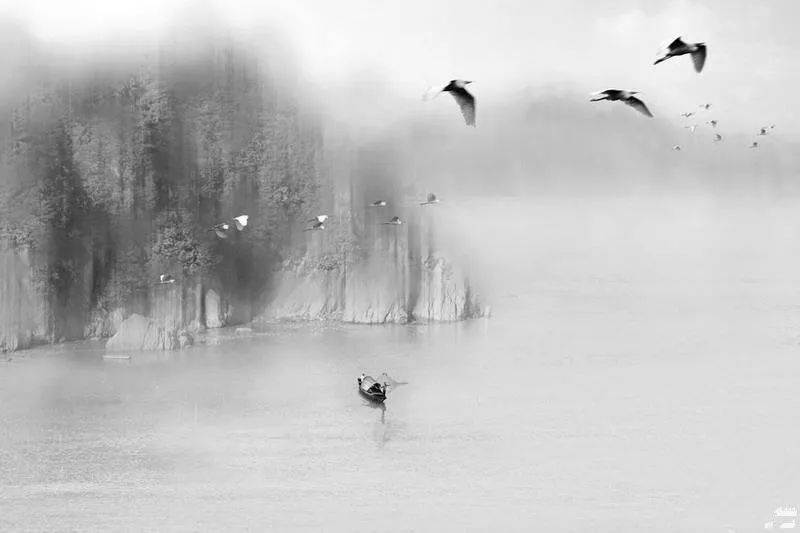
top-left (2, 196), bottom-right (800, 531)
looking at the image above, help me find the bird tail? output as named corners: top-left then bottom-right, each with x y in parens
top-left (654, 56), bottom-right (668, 65)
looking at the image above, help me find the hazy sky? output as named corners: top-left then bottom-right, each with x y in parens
top-left (1, 0), bottom-right (798, 136)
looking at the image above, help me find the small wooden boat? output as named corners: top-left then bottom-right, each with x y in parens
top-left (358, 375), bottom-right (386, 403)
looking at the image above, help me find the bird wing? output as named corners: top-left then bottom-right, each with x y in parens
top-left (624, 96), bottom-right (654, 117)
top-left (691, 44), bottom-right (707, 72)
top-left (449, 87), bottom-right (476, 126)
top-left (422, 83), bottom-right (447, 101)
top-left (667, 36), bottom-right (686, 51)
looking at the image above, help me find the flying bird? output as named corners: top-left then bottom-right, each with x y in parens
top-left (379, 372), bottom-right (409, 389)
top-left (233, 215), bottom-right (248, 231)
top-left (590, 89), bottom-right (654, 118)
top-left (424, 79), bottom-right (476, 126)
top-left (672, 145), bottom-right (681, 151)
top-left (684, 125), bottom-right (698, 133)
top-left (368, 200), bottom-right (388, 207)
top-left (383, 216), bottom-right (403, 226)
top-left (750, 141), bottom-right (759, 148)
top-left (770, 124), bottom-right (776, 130)
top-left (680, 112), bottom-right (695, 118)
top-left (309, 214), bottom-right (329, 224)
top-left (714, 133), bottom-right (723, 142)
top-left (420, 193), bottom-right (440, 206)
top-left (707, 120), bottom-right (718, 128)
top-left (758, 127), bottom-right (769, 136)
top-left (159, 274), bottom-right (176, 284)
top-left (700, 103), bottom-right (712, 110)
top-left (208, 222), bottom-right (231, 239)
top-left (654, 37), bottom-right (707, 72)
top-left (304, 221), bottom-right (325, 231)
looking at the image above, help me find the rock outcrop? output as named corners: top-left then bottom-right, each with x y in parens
top-left (259, 203), bottom-right (486, 324)
top-left (106, 313), bottom-right (184, 352)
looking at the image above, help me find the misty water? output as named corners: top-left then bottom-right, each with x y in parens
top-left (2, 195), bottom-right (799, 532)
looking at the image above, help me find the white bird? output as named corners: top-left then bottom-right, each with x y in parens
top-left (310, 214), bottom-right (328, 224)
top-left (208, 222), bottom-right (231, 239)
top-left (304, 221), bottom-right (325, 231)
top-left (684, 125), bottom-right (698, 133)
top-left (424, 79), bottom-right (476, 126)
top-left (233, 215), bottom-right (248, 231)
top-left (379, 372), bottom-right (409, 389)
top-left (368, 200), bottom-right (387, 207)
top-left (420, 193), bottom-right (440, 206)
top-left (159, 274), bottom-right (176, 284)
top-left (714, 133), bottom-right (723, 142)
top-left (590, 89), bottom-right (654, 118)
top-left (383, 216), bottom-right (403, 226)
top-left (672, 145), bottom-right (681, 151)
top-left (707, 120), bottom-right (718, 128)
top-left (680, 112), bottom-right (695, 118)
top-left (654, 37), bottom-right (707, 72)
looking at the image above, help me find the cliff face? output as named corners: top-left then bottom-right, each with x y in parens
top-left (261, 207), bottom-right (485, 324)
top-left (0, 27), bottom-right (487, 352)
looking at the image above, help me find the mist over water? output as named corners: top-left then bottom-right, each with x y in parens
top-left (3, 194), bottom-right (799, 531)
top-left (3, 2), bottom-right (800, 530)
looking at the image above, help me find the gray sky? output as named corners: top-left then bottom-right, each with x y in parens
top-left (1, 0), bottom-right (797, 136)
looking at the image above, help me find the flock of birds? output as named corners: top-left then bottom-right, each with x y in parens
top-left (674, 107), bottom-right (776, 152)
top-left (422, 36), bottom-right (776, 153)
top-left (302, 192), bottom-right (442, 232)
top-left (155, 194), bottom-right (443, 283)
top-left (155, 35), bottom-right (778, 285)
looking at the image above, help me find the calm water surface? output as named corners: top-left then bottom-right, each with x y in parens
top-left (2, 196), bottom-right (800, 532)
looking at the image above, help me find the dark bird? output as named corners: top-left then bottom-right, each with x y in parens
top-left (382, 216), bottom-right (403, 226)
top-left (159, 274), bottom-right (176, 284)
top-left (758, 127), bottom-right (769, 136)
top-left (233, 215), bottom-right (248, 231)
top-left (714, 133), bottom-right (723, 142)
top-left (424, 79), bottom-right (476, 126)
top-left (368, 200), bottom-right (388, 207)
top-left (707, 120), bottom-right (718, 128)
top-left (304, 221), bottom-right (325, 231)
top-left (672, 145), bottom-right (681, 151)
top-left (654, 37), bottom-right (707, 72)
top-left (750, 141), bottom-right (759, 149)
top-left (700, 103), bottom-right (712, 110)
top-left (208, 222), bottom-right (231, 239)
top-left (770, 124), bottom-right (776, 130)
top-left (590, 89), bottom-right (654, 118)
top-left (680, 112), bottom-right (695, 118)
top-left (420, 193), bottom-right (440, 206)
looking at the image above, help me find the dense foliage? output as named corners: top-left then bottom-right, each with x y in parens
top-left (0, 38), bottom-right (325, 339)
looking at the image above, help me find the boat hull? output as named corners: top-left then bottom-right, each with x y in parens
top-left (359, 387), bottom-right (386, 403)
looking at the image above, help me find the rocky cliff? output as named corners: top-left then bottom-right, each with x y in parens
top-left (0, 25), bottom-right (487, 352)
